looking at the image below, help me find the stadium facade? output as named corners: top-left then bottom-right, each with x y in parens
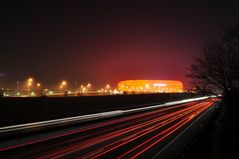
top-left (118, 80), bottom-right (183, 93)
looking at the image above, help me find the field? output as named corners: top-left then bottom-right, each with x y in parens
top-left (0, 93), bottom-right (197, 127)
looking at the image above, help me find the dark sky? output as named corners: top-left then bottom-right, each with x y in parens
top-left (1, 0), bottom-right (239, 89)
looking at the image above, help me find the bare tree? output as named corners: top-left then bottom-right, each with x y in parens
top-left (223, 25), bottom-right (239, 81)
top-left (0, 89), bottom-right (4, 97)
top-left (188, 25), bottom-right (239, 98)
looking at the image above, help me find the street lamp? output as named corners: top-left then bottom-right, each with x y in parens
top-left (74, 81), bottom-right (78, 93)
top-left (87, 83), bottom-right (91, 88)
top-left (60, 80), bottom-right (67, 91)
top-left (36, 83), bottom-right (42, 96)
top-left (27, 82), bottom-right (32, 94)
top-left (82, 87), bottom-right (86, 93)
top-left (37, 83), bottom-right (41, 87)
top-left (27, 78), bottom-right (33, 95)
top-left (28, 78), bottom-right (33, 83)
top-left (62, 81), bottom-right (66, 85)
top-left (105, 84), bottom-right (110, 91)
top-left (86, 83), bottom-right (91, 93)
top-left (16, 81), bottom-right (20, 93)
top-left (106, 84), bottom-right (110, 88)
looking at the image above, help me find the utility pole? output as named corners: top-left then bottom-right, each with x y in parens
top-left (75, 81), bottom-right (78, 93)
top-left (16, 81), bottom-right (20, 92)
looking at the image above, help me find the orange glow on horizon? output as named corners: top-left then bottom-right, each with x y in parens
top-left (118, 80), bottom-right (183, 93)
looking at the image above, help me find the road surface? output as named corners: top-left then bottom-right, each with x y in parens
top-left (0, 98), bottom-right (218, 159)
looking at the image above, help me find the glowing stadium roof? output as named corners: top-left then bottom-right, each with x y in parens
top-left (118, 80), bottom-right (183, 93)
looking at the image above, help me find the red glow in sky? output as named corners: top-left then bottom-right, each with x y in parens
top-left (65, 22), bottom-right (203, 89)
top-left (1, 1), bottom-right (239, 89)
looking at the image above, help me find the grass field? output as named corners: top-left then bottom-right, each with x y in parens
top-left (0, 93), bottom-right (197, 127)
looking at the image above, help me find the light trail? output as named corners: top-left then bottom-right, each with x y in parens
top-left (88, 102), bottom-right (212, 159)
top-left (0, 96), bottom-right (216, 134)
top-left (0, 102), bottom-right (192, 151)
top-left (118, 102), bottom-right (212, 158)
top-left (43, 101), bottom-right (211, 159)
top-left (0, 98), bottom-right (219, 159)
top-left (40, 107), bottom-right (192, 158)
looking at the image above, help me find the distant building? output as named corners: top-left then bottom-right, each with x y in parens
top-left (118, 80), bottom-right (183, 93)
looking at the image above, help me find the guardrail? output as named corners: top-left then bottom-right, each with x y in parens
top-left (152, 100), bottom-right (220, 159)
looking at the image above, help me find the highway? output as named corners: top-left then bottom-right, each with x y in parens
top-left (0, 98), bottom-right (219, 159)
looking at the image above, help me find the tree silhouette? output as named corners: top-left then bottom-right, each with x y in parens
top-left (0, 89), bottom-right (4, 97)
top-left (223, 25), bottom-right (239, 81)
top-left (188, 25), bottom-right (239, 98)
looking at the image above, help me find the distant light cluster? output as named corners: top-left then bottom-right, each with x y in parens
top-left (1, 77), bottom-right (184, 97)
top-left (1, 77), bottom-right (122, 97)
top-left (118, 80), bottom-right (184, 93)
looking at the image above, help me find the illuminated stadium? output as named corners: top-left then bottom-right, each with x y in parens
top-left (118, 80), bottom-right (184, 93)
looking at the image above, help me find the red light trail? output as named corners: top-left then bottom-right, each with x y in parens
top-left (0, 99), bottom-right (218, 159)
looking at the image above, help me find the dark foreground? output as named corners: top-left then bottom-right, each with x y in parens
top-left (0, 93), bottom-right (196, 127)
top-left (183, 91), bottom-right (239, 159)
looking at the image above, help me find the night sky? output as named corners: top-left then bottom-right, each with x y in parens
top-left (1, 0), bottom-right (239, 89)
